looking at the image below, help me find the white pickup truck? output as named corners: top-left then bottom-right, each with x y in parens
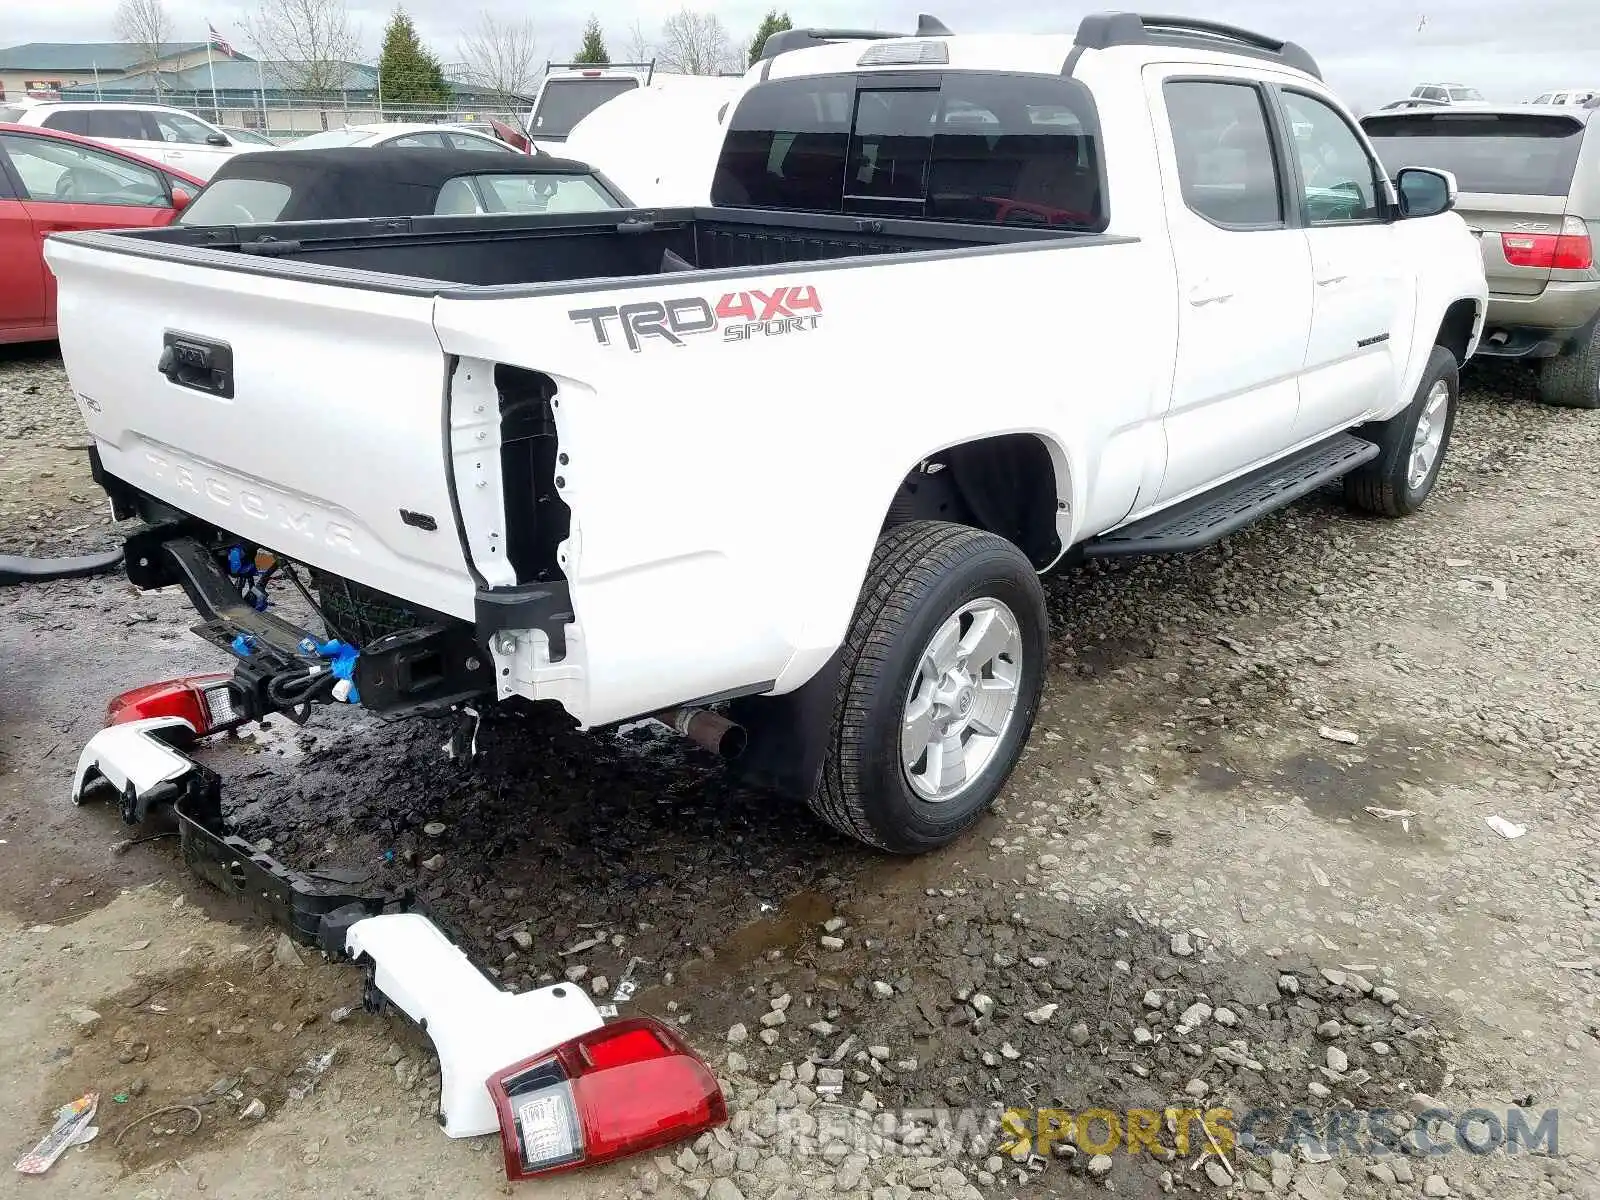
top-left (47, 12), bottom-right (1486, 855)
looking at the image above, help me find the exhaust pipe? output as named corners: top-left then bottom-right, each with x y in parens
top-left (659, 707), bottom-right (747, 759)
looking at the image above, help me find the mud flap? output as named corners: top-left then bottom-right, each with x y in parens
top-left (727, 649), bottom-right (847, 801)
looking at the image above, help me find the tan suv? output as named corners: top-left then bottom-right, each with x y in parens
top-left (1363, 104), bottom-right (1600, 408)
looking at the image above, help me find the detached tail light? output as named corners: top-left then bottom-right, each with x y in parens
top-left (488, 1016), bottom-right (726, 1180)
top-left (1501, 216), bottom-right (1594, 270)
top-left (106, 674), bottom-right (241, 736)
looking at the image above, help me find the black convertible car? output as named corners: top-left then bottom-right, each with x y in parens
top-left (175, 145), bottom-right (631, 225)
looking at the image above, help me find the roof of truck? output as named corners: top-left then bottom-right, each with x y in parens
top-left (758, 13), bottom-right (1322, 84)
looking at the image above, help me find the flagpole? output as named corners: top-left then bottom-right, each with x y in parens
top-left (206, 39), bottom-right (220, 122)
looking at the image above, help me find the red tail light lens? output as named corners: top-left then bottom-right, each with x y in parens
top-left (1501, 218), bottom-right (1593, 270)
top-left (489, 1016), bottom-right (726, 1181)
top-left (106, 674), bottom-right (240, 735)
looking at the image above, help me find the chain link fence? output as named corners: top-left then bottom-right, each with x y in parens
top-left (77, 89), bottom-right (529, 141)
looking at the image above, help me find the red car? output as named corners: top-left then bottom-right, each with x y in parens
top-left (1, 123), bottom-right (203, 345)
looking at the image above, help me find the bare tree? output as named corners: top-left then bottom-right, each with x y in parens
top-left (458, 10), bottom-right (539, 103)
top-left (114, 0), bottom-right (173, 91)
top-left (656, 7), bottom-right (738, 75)
top-left (621, 18), bottom-right (653, 64)
top-left (243, 0), bottom-right (362, 95)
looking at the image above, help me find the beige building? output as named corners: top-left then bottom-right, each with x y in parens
top-left (0, 42), bottom-right (247, 102)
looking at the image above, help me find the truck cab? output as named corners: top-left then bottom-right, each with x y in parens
top-left (523, 63), bottom-right (655, 154)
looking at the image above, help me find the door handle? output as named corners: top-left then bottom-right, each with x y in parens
top-left (1187, 285), bottom-right (1233, 307)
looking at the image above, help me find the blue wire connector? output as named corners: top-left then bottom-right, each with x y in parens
top-left (231, 633), bottom-right (256, 657)
top-left (299, 636), bottom-right (361, 704)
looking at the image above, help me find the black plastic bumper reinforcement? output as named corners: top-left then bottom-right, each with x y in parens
top-left (1084, 432), bottom-right (1381, 558)
top-left (157, 752), bottom-right (394, 950)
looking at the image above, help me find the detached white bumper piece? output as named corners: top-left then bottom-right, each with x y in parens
top-left (71, 716), bottom-right (198, 816)
top-left (344, 912), bottom-right (605, 1138)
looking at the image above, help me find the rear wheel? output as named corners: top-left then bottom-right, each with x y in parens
top-left (1343, 344), bottom-right (1459, 517)
top-left (1537, 322), bottom-right (1600, 410)
top-left (809, 521), bottom-right (1048, 854)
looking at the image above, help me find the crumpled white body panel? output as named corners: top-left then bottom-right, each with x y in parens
top-left (70, 716), bottom-right (197, 805)
top-left (345, 912), bottom-right (604, 1137)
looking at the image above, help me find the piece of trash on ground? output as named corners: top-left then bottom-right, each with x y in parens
top-left (1365, 806), bottom-right (1417, 832)
top-left (1485, 815), bottom-right (1527, 840)
top-left (1457, 576), bottom-right (1508, 601)
top-left (286, 1049), bottom-right (337, 1101)
top-left (1306, 859), bottom-right (1332, 888)
top-left (15, 1092), bottom-right (98, 1174)
top-left (1318, 725), bottom-right (1360, 745)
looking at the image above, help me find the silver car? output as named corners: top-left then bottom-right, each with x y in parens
top-left (1363, 103), bottom-right (1600, 408)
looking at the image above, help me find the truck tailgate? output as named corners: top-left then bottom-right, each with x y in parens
top-left (45, 238), bottom-right (476, 621)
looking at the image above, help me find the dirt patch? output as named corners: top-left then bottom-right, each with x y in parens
top-left (31, 931), bottom-right (361, 1174)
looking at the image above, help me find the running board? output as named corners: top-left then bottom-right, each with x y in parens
top-left (1085, 433), bottom-right (1379, 558)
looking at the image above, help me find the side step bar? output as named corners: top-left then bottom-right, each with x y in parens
top-left (1085, 432), bottom-right (1379, 559)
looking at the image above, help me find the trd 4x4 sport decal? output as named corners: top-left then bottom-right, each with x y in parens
top-left (568, 285), bottom-right (822, 352)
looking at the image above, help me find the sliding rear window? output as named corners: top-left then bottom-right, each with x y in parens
top-left (1362, 111), bottom-right (1587, 196)
top-left (713, 71), bottom-right (1105, 230)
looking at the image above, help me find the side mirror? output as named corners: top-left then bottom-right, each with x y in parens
top-left (1395, 167), bottom-right (1456, 218)
top-left (170, 186), bottom-right (193, 212)
top-left (206, 132), bottom-right (231, 147)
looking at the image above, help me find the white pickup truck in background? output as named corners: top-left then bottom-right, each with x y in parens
top-left (46, 12), bottom-right (1486, 855)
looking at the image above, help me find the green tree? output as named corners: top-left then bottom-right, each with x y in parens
top-left (573, 16), bottom-right (610, 64)
top-left (747, 9), bottom-right (791, 65)
top-left (378, 6), bottom-right (450, 113)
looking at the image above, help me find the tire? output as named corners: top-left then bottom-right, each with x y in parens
top-left (1537, 322), bottom-right (1600, 410)
top-left (1343, 344), bottom-right (1459, 518)
top-left (809, 520), bottom-right (1048, 854)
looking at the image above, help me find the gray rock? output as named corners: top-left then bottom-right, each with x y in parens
top-left (1214, 1007), bottom-right (1239, 1027)
top-left (1423, 1176), bottom-right (1450, 1197)
top-left (1374, 986), bottom-right (1400, 1006)
top-left (1133, 1027), bottom-right (1154, 1045)
top-left (1325, 1046), bottom-right (1349, 1073)
top-left (1089, 1153), bottom-right (1114, 1178)
top-left (770, 993), bottom-right (792, 1013)
top-left (67, 1007), bottom-right (102, 1034)
top-left (1278, 974), bottom-right (1300, 996)
top-left (759, 1010), bottom-right (786, 1028)
top-left (676, 1147), bottom-right (699, 1172)
top-left (823, 916), bottom-right (848, 933)
top-left (1320, 968), bottom-right (1348, 988)
top-left (380, 1043), bottom-right (403, 1066)
top-left (394, 1058), bottom-right (420, 1090)
top-left (869, 981), bottom-right (894, 999)
top-left (868, 1045), bottom-right (891, 1061)
top-left (1170, 932), bottom-right (1195, 957)
top-left (1205, 1160), bottom-right (1232, 1187)
top-left (759, 1029), bottom-right (780, 1046)
top-left (240, 1098), bottom-right (266, 1120)
top-left (420, 854), bottom-right (444, 872)
top-left (1317, 1020), bottom-right (1343, 1040)
top-left (591, 975), bottom-right (610, 996)
top-left (1325, 1166), bottom-right (1348, 1197)
top-left (820, 936), bottom-right (846, 951)
top-left (727, 1051), bottom-right (749, 1074)
top-left (1185, 1078), bottom-right (1209, 1098)
top-left (1025, 1003), bottom-right (1058, 1025)
top-left (1143, 989), bottom-right (1164, 1010)
top-left (1180, 1002), bottom-right (1214, 1028)
top-left (273, 934), bottom-right (305, 970)
top-left (1069, 1022), bottom-right (1091, 1046)
top-left (1391, 1160), bottom-right (1414, 1183)
top-left (565, 964), bottom-right (589, 982)
top-left (1308, 1081), bottom-right (1331, 1099)
top-left (808, 1021), bottom-right (836, 1037)
top-left (1366, 1163), bottom-right (1397, 1185)
top-left (728, 1023), bottom-right (749, 1044)
top-left (970, 993), bottom-right (996, 1018)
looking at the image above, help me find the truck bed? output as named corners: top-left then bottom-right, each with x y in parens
top-left (60, 205), bottom-right (1089, 291)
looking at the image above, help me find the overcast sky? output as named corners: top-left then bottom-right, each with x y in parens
top-left (8, 0), bottom-right (1599, 107)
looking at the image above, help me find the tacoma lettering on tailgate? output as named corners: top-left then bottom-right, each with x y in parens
top-left (569, 285), bottom-right (822, 352)
top-left (143, 449), bottom-right (359, 552)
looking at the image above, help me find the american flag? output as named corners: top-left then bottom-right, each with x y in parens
top-left (208, 22), bottom-right (234, 57)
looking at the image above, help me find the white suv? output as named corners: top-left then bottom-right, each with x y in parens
top-left (0, 102), bottom-right (261, 180)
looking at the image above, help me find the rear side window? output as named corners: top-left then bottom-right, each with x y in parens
top-left (176, 177), bottom-right (292, 224)
top-left (89, 110), bottom-right (154, 141)
top-left (1163, 80), bottom-right (1283, 227)
top-left (1363, 112), bottom-right (1587, 196)
top-left (41, 110), bottom-right (92, 135)
top-left (713, 72), bottom-right (1104, 230)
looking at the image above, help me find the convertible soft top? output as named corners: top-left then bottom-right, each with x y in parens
top-left (201, 145), bottom-right (609, 221)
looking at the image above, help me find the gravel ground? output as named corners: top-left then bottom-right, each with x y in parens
top-left (1, 347), bottom-right (1596, 1200)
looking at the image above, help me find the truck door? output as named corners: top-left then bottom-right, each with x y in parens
top-left (1276, 88), bottom-right (1407, 440)
top-left (1145, 69), bottom-right (1314, 504)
